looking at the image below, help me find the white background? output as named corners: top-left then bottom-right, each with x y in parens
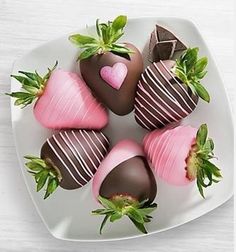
top-left (0, 0), bottom-right (234, 251)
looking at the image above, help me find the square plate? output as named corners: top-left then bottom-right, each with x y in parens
top-left (10, 17), bottom-right (233, 241)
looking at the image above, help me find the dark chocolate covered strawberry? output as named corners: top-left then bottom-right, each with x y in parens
top-left (69, 15), bottom-right (143, 115)
top-left (24, 130), bottom-right (109, 199)
top-left (135, 48), bottom-right (210, 130)
top-left (143, 124), bottom-right (222, 198)
top-left (92, 139), bottom-right (157, 234)
top-left (7, 63), bottom-right (108, 129)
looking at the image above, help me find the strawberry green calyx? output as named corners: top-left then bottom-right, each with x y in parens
top-left (24, 155), bottom-right (61, 199)
top-left (6, 61), bottom-right (58, 108)
top-left (92, 195), bottom-right (157, 234)
top-left (186, 124), bottom-right (222, 198)
top-left (173, 47), bottom-right (210, 102)
top-left (69, 15), bottom-right (134, 60)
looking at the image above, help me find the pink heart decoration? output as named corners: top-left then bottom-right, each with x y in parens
top-left (100, 62), bottom-right (128, 90)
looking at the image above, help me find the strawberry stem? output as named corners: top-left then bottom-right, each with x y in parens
top-left (69, 15), bottom-right (134, 60)
top-left (173, 48), bottom-right (210, 103)
top-left (24, 155), bottom-right (61, 199)
top-left (92, 195), bottom-right (157, 234)
top-left (186, 124), bottom-right (222, 198)
top-left (6, 61), bottom-right (58, 108)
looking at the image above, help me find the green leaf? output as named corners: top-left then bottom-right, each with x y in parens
top-left (110, 212), bottom-right (122, 222)
top-left (79, 47), bottom-right (99, 60)
top-left (196, 70), bottom-right (207, 79)
top-left (99, 215), bottom-right (110, 234)
top-left (44, 177), bottom-right (59, 199)
top-left (98, 196), bottom-right (117, 210)
top-left (110, 44), bottom-right (133, 54)
top-left (22, 85), bottom-right (39, 94)
top-left (194, 83), bottom-right (210, 102)
top-left (138, 205), bottom-right (157, 216)
top-left (11, 75), bottom-right (39, 88)
top-left (24, 155), bottom-right (41, 160)
top-left (112, 15), bottom-right (127, 32)
top-left (69, 34), bottom-right (97, 45)
top-left (127, 207), bottom-right (144, 224)
top-left (36, 170), bottom-right (49, 192)
top-left (92, 209), bottom-right (115, 215)
top-left (202, 160), bottom-right (222, 178)
top-left (195, 57), bottom-right (208, 74)
top-left (205, 138), bottom-right (214, 151)
top-left (6, 92), bottom-right (34, 99)
top-left (183, 47), bottom-right (199, 70)
top-left (96, 19), bottom-right (101, 38)
top-left (196, 124), bottom-right (208, 147)
top-left (129, 217), bottom-right (147, 234)
top-left (196, 177), bottom-right (205, 198)
top-left (25, 162), bottom-right (43, 172)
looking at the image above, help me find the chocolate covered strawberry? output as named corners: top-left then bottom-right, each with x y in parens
top-left (92, 139), bottom-right (157, 234)
top-left (69, 15), bottom-right (143, 115)
top-left (24, 130), bottom-right (109, 199)
top-left (143, 124), bottom-right (222, 198)
top-left (135, 48), bottom-right (210, 130)
top-left (7, 63), bottom-right (108, 129)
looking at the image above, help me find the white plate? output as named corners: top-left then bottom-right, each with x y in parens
top-left (11, 17), bottom-right (233, 241)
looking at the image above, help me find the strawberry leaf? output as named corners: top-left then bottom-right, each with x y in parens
top-left (92, 195), bottom-right (157, 234)
top-left (112, 15), bottom-right (127, 32)
top-left (193, 83), bottom-right (210, 103)
top-left (129, 217), bottom-right (147, 234)
top-left (69, 34), bottom-right (97, 45)
top-left (78, 47), bottom-right (99, 60)
top-left (196, 123), bottom-right (208, 147)
top-left (36, 170), bottom-right (49, 192)
top-left (174, 47), bottom-right (209, 102)
top-left (7, 62), bottom-right (58, 108)
top-left (69, 15), bottom-right (132, 59)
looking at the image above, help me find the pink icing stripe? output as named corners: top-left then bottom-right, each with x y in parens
top-left (155, 127), bottom-right (180, 177)
top-left (160, 127), bottom-right (189, 178)
top-left (71, 130), bottom-right (98, 171)
top-left (90, 131), bottom-right (107, 154)
top-left (46, 138), bottom-right (83, 186)
top-left (135, 91), bottom-right (167, 124)
top-left (135, 114), bottom-right (151, 130)
top-left (163, 127), bottom-right (194, 183)
top-left (63, 131), bottom-right (94, 177)
top-left (142, 73), bottom-right (186, 118)
top-left (153, 63), bottom-right (193, 113)
top-left (160, 61), bottom-right (197, 106)
top-left (140, 79), bottom-right (181, 121)
top-left (52, 135), bottom-right (88, 183)
top-left (135, 98), bottom-right (165, 126)
top-left (143, 125), bottom-right (198, 186)
top-left (34, 70), bottom-right (108, 129)
top-left (92, 140), bottom-right (144, 200)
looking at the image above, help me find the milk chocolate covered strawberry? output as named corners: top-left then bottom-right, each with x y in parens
top-left (135, 48), bottom-right (210, 130)
top-left (143, 124), bottom-right (222, 198)
top-left (92, 139), bottom-right (157, 234)
top-left (7, 63), bottom-right (108, 129)
top-left (25, 130), bottom-right (109, 199)
top-left (69, 15), bottom-right (143, 115)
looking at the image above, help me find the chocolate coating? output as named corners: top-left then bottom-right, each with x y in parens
top-left (149, 25), bottom-right (187, 62)
top-left (99, 156), bottom-right (157, 203)
top-left (41, 130), bottom-right (109, 190)
top-left (135, 60), bottom-right (198, 130)
top-left (80, 43), bottom-right (143, 115)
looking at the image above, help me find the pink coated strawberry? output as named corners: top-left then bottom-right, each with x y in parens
top-left (7, 62), bottom-right (108, 129)
top-left (143, 124), bottom-right (222, 198)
